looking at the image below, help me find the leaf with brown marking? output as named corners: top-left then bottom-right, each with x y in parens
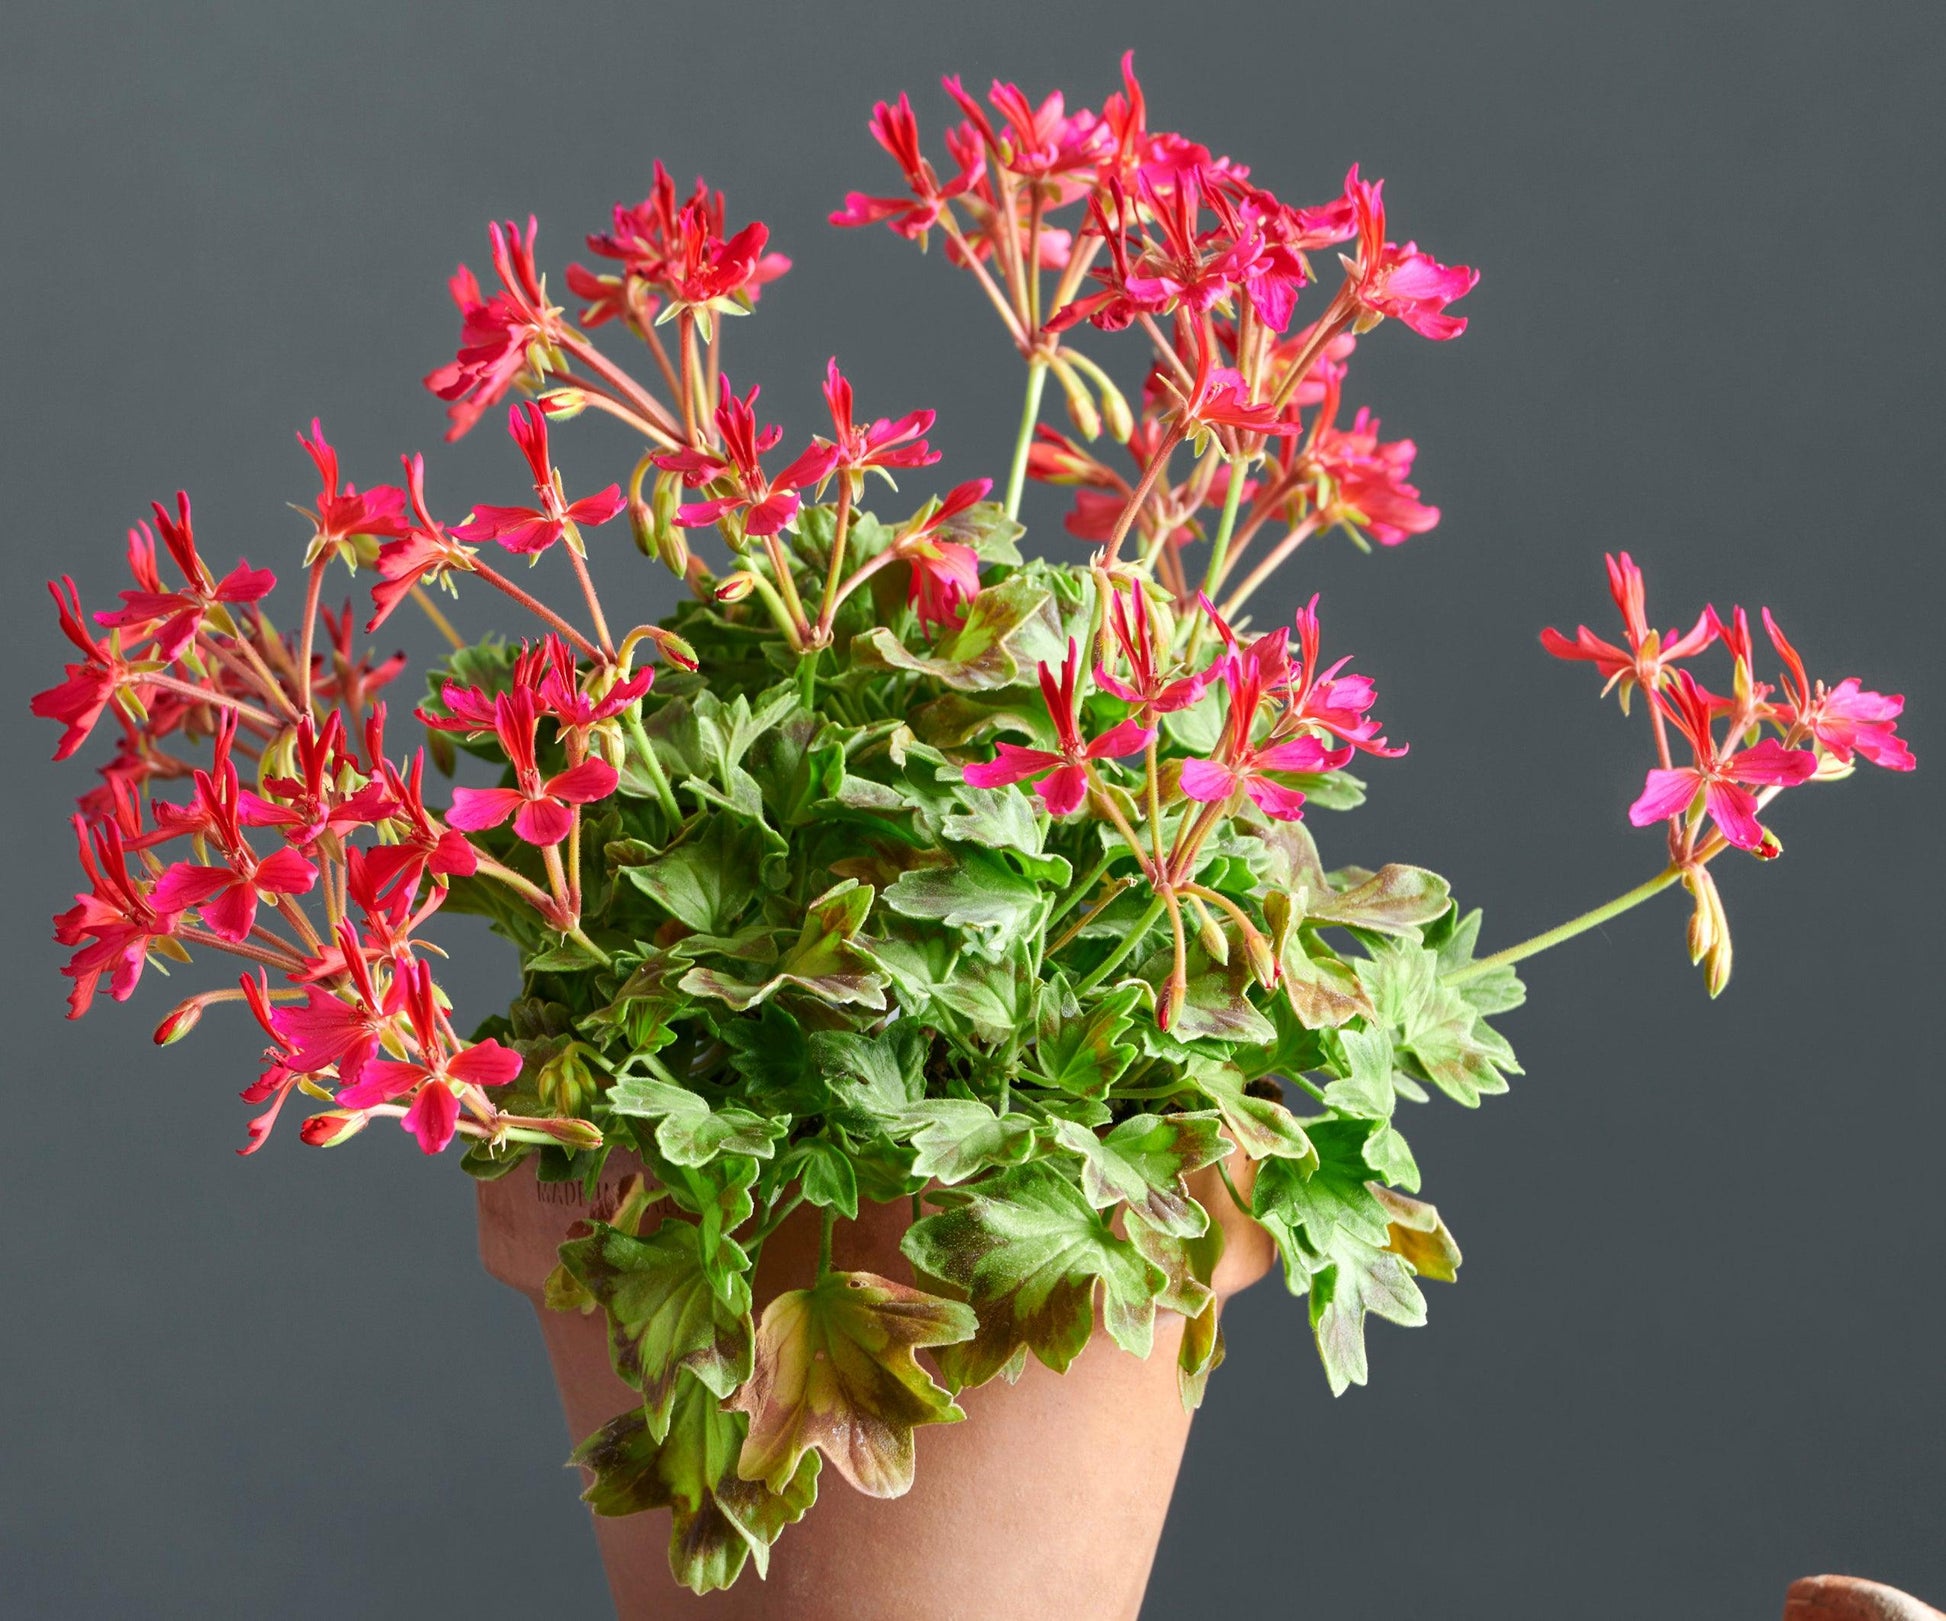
top-left (1371, 1184), bottom-right (1463, 1282)
top-left (731, 1271), bottom-right (975, 1498)
top-left (557, 1219), bottom-right (754, 1441)
top-left (572, 1376), bottom-right (818, 1594)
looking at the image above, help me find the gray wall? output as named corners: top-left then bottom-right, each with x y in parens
top-left (3, 3), bottom-right (1940, 1616)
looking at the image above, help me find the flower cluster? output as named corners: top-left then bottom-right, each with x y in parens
top-left (35, 56), bottom-right (1912, 1598)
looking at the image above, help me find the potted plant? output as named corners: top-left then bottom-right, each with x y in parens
top-left (35, 56), bottom-right (1916, 1618)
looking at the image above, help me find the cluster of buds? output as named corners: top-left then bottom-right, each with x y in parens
top-left (1544, 554), bottom-right (1914, 993)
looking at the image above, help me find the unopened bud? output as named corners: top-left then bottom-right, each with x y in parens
top-left (298, 1109), bottom-right (368, 1148)
top-left (537, 387), bottom-right (587, 420)
top-left (1241, 922), bottom-right (1279, 991)
top-left (644, 625), bottom-right (699, 672)
top-left (1189, 895), bottom-right (1229, 964)
top-left (533, 1116), bottom-right (605, 1152)
top-left (152, 996), bottom-right (206, 1046)
top-left (535, 1042), bottom-right (599, 1117)
top-left (714, 572), bottom-right (756, 603)
top-left (628, 496), bottom-right (656, 558)
top-left (1051, 358), bottom-right (1102, 440)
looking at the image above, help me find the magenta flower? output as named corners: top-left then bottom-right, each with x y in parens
top-left (897, 479), bottom-right (991, 631)
top-left (962, 639), bottom-right (1155, 816)
top-left (33, 577), bottom-right (129, 761)
top-left (1629, 671), bottom-right (1819, 854)
top-left (449, 403), bottom-right (625, 557)
top-left (238, 712), bottom-right (396, 852)
top-left (295, 420), bottom-right (408, 566)
top-left (93, 494), bottom-right (276, 662)
top-left (1309, 405), bottom-right (1440, 546)
top-left (654, 378), bottom-right (838, 537)
top-left (1343, 166), bottom-right (1478, 340)
top-left (148, 746), bottom-right (320, 944)
top-left (1541, 552), bottom-right (1716, 705)
top-left (821, 359), bottom-right (940, 493)
top-left (440, 685), bottom-right (618, 848)
top-left (269, 921), bottom-right (405, 1090)
top-left (368, 453), bottom-right (477, 632)
top-left (1763, 610), bottom-right (1916, 772)
top-left (425, 218), bottom-right (561, 441)
top-left (54, 814), bottom-right (177, 1019)
top-left (1094, 581), bottom-right (1211, 721)
top-left (830, 92), bottom-right (984, 241)
top-left (334, 957), bottom-right (521, 1154)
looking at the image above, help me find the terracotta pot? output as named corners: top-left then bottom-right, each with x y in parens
top-left (478, 1151), bottom-right (1277, 1620)
top-left (1783, 1576), bottom-right (1945, 1621)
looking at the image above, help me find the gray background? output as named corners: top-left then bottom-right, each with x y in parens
top-left (3, 3), bottom-right (1941, 1616)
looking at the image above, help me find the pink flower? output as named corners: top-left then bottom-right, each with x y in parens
top-left (1541, 552), bottom-right (1716, 704)
top-left (821, 359), bottom-right (940, 493)
top-left (368, 453), bottom-right (477, 632)
top-left (238, 712), bottom-right (396, 851)
top-left (831, 93), bottom-right (984, 241)
top-left (334, 957), bottom-right (521, 1154)
top-left (1308, 403), bottom-right (1440, 546)
top-left (1761, 610), bottom-right (1915, 772)
top-left (54, 813), bottom-right (177, 1018)
top-left (33, 577), bottom-right (128, 761)
top-left (237, 972), bottom-right (304, 1156)
top-left (439, 684), bottom-right (618, 847)
top-left (1286, 596), bottom-right (1406, 757)
top-left (1629, 671), bottom-right (1818, 854)
top-left (425, 218), bottom-right (561, 441)
top-left (449, 404), bottom-right (625, 556)
top-left (654, 378), bottom-right (839, 537)
top-left (269, 921), bottom-right (404, 1090)
top-left (1343, 166), bottom-right (1478, 340)
top-left (941, 75), bottom-right (1109, 185)
top-left (1179, 616), bottom-right (1354, 822)
top-left (897, 479), bottom-right (992, 631)
top-left (295, 420), bottom-right (408, 566)
top-left (962, 639), bottom-right (1155, 815)
top-left (93, 493), bottom-right (275, 661)
top-left (1094, 581), bottom-right (1211, 721)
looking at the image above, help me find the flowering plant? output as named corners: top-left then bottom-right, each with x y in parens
top-left (35, 56), bottom-right (1914, 1594)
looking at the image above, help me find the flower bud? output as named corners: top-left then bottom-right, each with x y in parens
top-left (535, 1042), bottom-right (600, 1117)
top-left (714, 572), bottom-right (756, 603)
top-left (152, 996), bottom-right (206, 1046)
top-left (298, 1109), bottom-right (368, 1148)
top-left (628, 496), bottom-right (656, 559)
top-left (533, 1116), bottom-right (605, 1152)
top-left (1241, 921), bottom-right (1279, 991)
top-left (644, 625), bottom-right (699, 672)
top-left (537, 387), bottom-right (587, 420)
top-left (1189, 895), bottom-right (1229, 964)
top-left (1051, 357), bottom-right (1102, 440)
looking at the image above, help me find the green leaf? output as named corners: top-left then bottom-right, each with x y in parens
top-left (1304, 865), bottom-right (1453, 937)
top-left (808, 1025), bottom-right (927, 1126)
top-left (882, 850), bottom-right (1046, 952)
top-left (608, 1076), bottom-right (789, 1167)
top-left (730, 1270), bottom-right (975, 1497)
top-left (940, 785), bottom-right (1071, 885)
top-left (1265, 892), bottom-right (1373, 1029)
top-left (776, 1139), bottom-right (859, 1221)
top-left (621, 818), bottom-right (762, 935)
top-left (679, 880), bottom-right (889, 1012)
top-left (572, 1377), bottom-right (818, 1593)
top-left (901, 1099), bottom-right (1036, 1185)
top-left (1171, 950), bottom-right (1278, 1046)
top-left (1428, 906), bottom-right (1528, 1016)
top-left (902, 1161), bottom-right (1164, 1389)
top-left (1047, 1112), bottom-right (1229, 1236)
top-left (1035, 978), bottom-right (1141, 1097)
top-left (1189, 1063), bottom-right (1318, 1168)
top-left (1371, 1185), bottom-right (1463, 1283)
top-left (1250, 1119), bottom-right (1428, 1395)
top-left (931, 497), bottom-right (1025, 566)
top-left (851, 575), bottom-right (1054, 691)
top-left (557, 1219), bottom-right (754, 1439)
top-left (1358, 941), bottom-right (1522, 1107)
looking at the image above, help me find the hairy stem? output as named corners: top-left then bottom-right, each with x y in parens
top-left (1447, 864), bottom-right (1684, 983)
top-left (1003, 359), bottom-right (1050, 523)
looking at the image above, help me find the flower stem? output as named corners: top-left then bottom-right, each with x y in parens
top-left (1076, 893), bottom-right (1166, 992)
top-left (1198, 450), bottom-right (1250, 604)
top-left (1447, 864), bottom-right (1684, 984)
top-left (1004, 359), bottom-right (1050, 523)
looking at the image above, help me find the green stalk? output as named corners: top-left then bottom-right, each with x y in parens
top-left (1198, 450), bottom-right (1250, 604)
top-left (1003, 359), bottom-right (1050, 523)
top-left (1447, 864), bottom-right (1683, 984)
top-left (1076, 894), bottom-right (1166, 993)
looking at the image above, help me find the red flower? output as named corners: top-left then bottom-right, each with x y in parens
top-left (1542, 552), bottom-right (1716, 705)
top-left (148, 731), bottom-right (319, 942)
top-left (654, 378), bottom-right (839, 537)
top-left (962, 639), bottom-right (1155, 815)
top-left (1308, 404), bottom-right (1439, 546)
top-left (54, 814), bottom-right (178, 1018)
top-left (896, 479), bottom-right (992, 631)
top-left (425, 218), bottom-right (562, 441)
top-left (33, 577), bottom-right (131, 761)
top-left (269, 921), bottom-right (404, 1089)
top-left (295, 420), bottom-right (408, 566)
top-left (941, 75), bottom-right (1109, 186)
top-left (236, 972), bottom-right (307, 1155)
top-left (830, 92), bottom-right (984, 241)
top-left (1094, 581), bottom-right (1211, 720)
top-left (238, 712), bottom-right (396, 851)
top-left (368, 453), bottom-right (478, 631)
top-left (334, 957), bottom-right (521, 1154)
top-left (312, 602), bottom-right (407, 714)
top-left (1286, 596), bottom-right (1405, 757)
top-left (1629, 671), bottom-right (1818, 854)
top-left (449, 403), bottom-right (625, 557)
top-left (530, 634), bottom-right (653, 739)
top-left (1762, 610), bottom-right (1915, 772)
top-left (1343, 166), bottom-right (1478, 341)
top-left (93, 493), bottom-right (275, 661)
top-left (440, 684), bottom-right (618, 847)
top-left (822, 359), bottom-right (940, 493)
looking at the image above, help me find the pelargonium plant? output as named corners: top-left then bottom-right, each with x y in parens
top-left (36, 55), bottom-right (1915, 1594)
